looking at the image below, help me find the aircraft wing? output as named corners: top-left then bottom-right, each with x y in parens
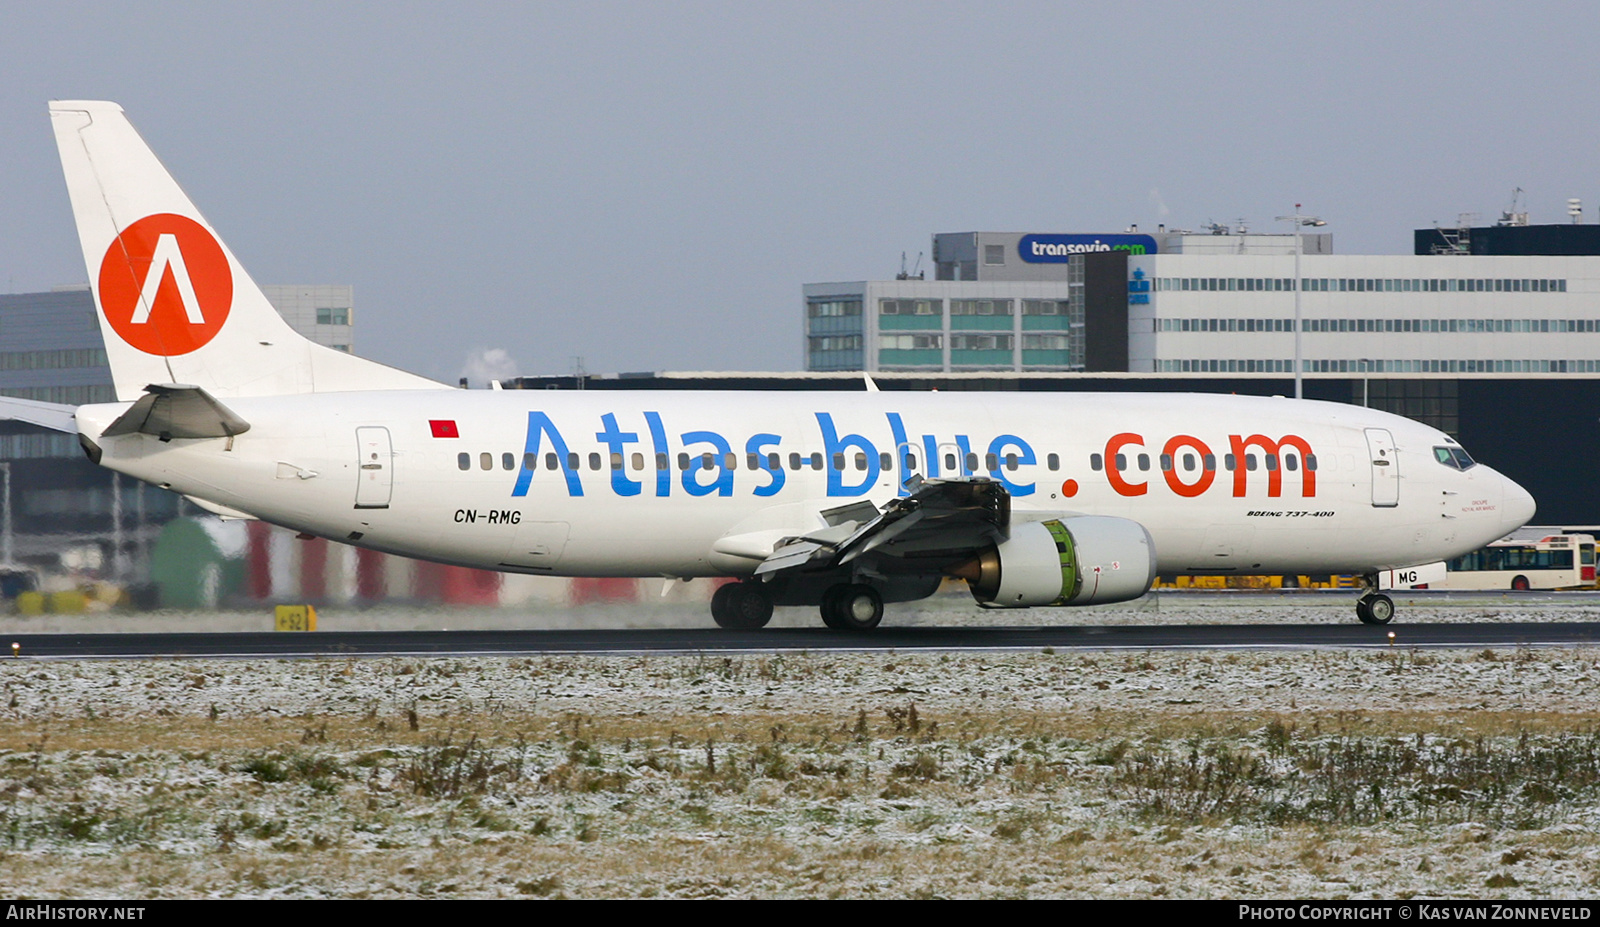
top-left (0, 396), bottom-right (77, 434)
top-left (753, 476), bottom-right (1010, 578)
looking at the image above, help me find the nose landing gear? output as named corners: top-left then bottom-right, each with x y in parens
top-left (1355, 572), bottom-right (1395, 625)
top-left (1356, 592), bottom-right (1395, 625)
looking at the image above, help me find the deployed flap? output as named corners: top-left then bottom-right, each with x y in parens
top-left (101, 383), bottom-right (250, 439)
top-left (821, 500), bottom-right (879, 527)
top-left (754, 477), bottom-right (1010, 577)
top-left (0, 396), bottom-right (76, 433)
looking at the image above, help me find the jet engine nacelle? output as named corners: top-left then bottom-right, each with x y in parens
top-left (959, 516), bottom-right (1157, 607)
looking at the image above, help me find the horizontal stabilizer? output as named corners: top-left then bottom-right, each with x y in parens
top-left (0, 396), bottom-right (76, 434)
top-left (102, 383), bottom-right (250, 439)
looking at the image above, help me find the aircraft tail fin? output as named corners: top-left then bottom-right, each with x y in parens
top-left (49, 100), bottom-right (445, 401)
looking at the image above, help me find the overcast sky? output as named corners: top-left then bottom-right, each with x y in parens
top-left (3, 2), bottom-right (1599, 382)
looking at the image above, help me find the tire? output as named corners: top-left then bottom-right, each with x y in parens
top-left (710, 582), bottom-right (773, 630)
top-left (1357, 593), bottom-right (1395, 625)
top-left (1511, 575), bottom-right (1531, 591)
top-left (819, 585), bottom-right (849, 630)
top-left (821, 583), bottom-right (883, 631)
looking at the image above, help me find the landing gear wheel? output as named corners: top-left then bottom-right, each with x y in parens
top-left (710, 582), bottom-right (774, 630)
top-left (1356, 593), bottom-right (1394, 625)
top-left (820, 583), bottom-right (883, 631)
top-left (819, 585), bottom-right (849, 630)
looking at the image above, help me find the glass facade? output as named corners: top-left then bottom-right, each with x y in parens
top-left (806, 298), bottom-right (863, 371)
top-left (803, 290), bottom-right (1087, 373)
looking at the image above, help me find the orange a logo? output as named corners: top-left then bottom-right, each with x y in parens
top-left (98, 213), bottom-right (232, 356)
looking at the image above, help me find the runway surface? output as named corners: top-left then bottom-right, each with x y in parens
top-left (7, 621), bottom-right (1600, 660)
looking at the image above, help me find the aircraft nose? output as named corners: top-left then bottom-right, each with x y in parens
top-left (1500, 472), bottom-right (1537, 535)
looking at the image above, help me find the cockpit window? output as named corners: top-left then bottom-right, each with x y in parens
top-left (1433, 446), bottom-right (1477, 471)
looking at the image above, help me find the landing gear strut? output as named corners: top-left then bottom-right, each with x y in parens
top-left (820, 583), bottom-right (884, 631)
top-left (710, 582), bottom-right (774, 630)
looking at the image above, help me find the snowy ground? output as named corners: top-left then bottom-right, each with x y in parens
top-left (1, 591), bottom-right (1598, 899)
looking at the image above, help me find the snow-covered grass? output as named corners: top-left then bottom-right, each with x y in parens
top-left (3, 640), bottom-right (1600, 898)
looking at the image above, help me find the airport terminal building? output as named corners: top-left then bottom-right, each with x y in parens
top-left (805, 226), bottom-right (1600, 377)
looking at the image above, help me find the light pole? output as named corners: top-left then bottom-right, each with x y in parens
top-left (0, 462), bottom-right (12, 567)
top-left (1276, 205), bottom-right (1326, 399)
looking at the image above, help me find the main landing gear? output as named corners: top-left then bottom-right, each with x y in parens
top-left (708, 580), bottom-right (888, 632)
top-left (710, 582), bottom-right (774, 630)
top-left (1355, 574), bottom-right (1395, 625)
top-left (820, 583), bottom-right (884, 631)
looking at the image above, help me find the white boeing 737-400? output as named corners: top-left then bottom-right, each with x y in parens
top-left (14, 101), bottom-right (1535, 630)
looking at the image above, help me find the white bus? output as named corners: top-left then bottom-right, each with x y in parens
top-left (1443, 533), bottom-right (1597, 591)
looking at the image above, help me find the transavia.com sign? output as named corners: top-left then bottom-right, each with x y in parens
top-left (1019, 233), bottom-right (1158, 262)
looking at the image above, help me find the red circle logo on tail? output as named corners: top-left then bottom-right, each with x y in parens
top-left (98, 213), bottom-right (233, 356)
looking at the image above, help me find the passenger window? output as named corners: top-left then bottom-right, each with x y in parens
top-left (655, 453), bottom-right (668, 470)
top-left (1182, 453), bottom-right (1196, 470)
top-left (1115, 454), bottom-right (1127, 471)
top-left (1047, 453), bottom-right (1059, 471)
top-left (879, 452), bottom-right (892, 470)
top-left (567, 452), bottom-right (579, 470)
top-left (1305, 455), bottom-right (1318, 471)
top-left (1284, 455), bottom-right (1298, 471)
top-left (1005, 453), bottom-right (1018, 471)
top-left (546, 452), bottom-right (558, 470)
top-left (610, 453), bottom-right (623, 471)
top-left (725, 453), bottom-right (737, 470)
top-left (702, 453), bottom-right (716, 471)
top-left (503, 453), bottom-right (515, 471)
top-left (855, 453), bottom-right (868, 471)
top-left (457, 452), bottom-right (470, 471)
top-left (809, 452), bottom-right (823, 470)
top-left (1265, 454), bottom-right (1278, 472)
top-left (632, 453), bottom-right (644, 470)
top-left (964, 453), bottom-right (978, 472)
top-left (1090, 453), bottom-right (1103, 471)
top-left (768, 452), bottom-right (781, 470)
top-left (789, 453), bottom-right (802, 470)
top-left (1245, 454), bottom-right (1257, 471)
top-left (946, 453), bottom-right (958, 471)
top-left (678, 453), bottom-right (690, 471)
top-left (985, 453), bottom-right (999, 471)
top-left (1203, 454), bottom-right (1216, 471)
top-left (479, 452), bottom-right (492, 471)
top-left (588, 453), bottom-right (602, 471)
top-left (523, 453), bottom-right (536, 470)
top-left (1224, 454), bottom-right (1236, 470)
top-left (1160, 454), bottom-right (1173, 471)
top-left (1137, 454), bottom-right (1150, 471)
top-left (747, 453), bottom-right (759, 470)
top-left (833, 453), bottom-right (845, 471)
